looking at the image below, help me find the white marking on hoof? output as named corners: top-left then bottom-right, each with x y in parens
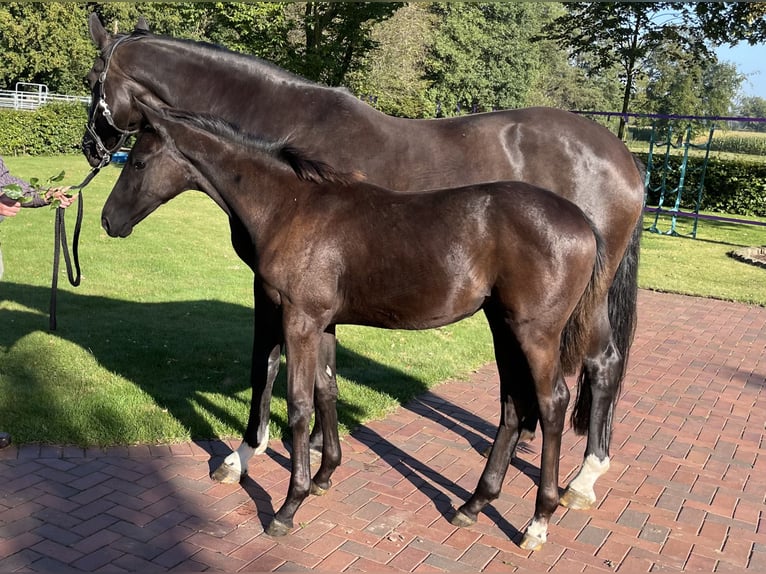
top-left (253, 429), bottom-right (270, 455)
top-left (565, 454), bottom-right (610, 507)
top-left (521, 518), bottom-right (547, 550)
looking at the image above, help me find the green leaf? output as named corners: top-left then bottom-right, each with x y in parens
top-left (1, 183), bottom-right (32, 202)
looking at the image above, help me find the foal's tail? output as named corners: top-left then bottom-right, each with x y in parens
top-left (559, 217), bottom-right (608, 377)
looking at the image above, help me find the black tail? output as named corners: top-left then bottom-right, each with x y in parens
top-left (570, 155), bottom-right (644, 435)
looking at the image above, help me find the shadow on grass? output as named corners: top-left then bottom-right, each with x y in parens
top-left (0, 281), bottom-right (501, 450)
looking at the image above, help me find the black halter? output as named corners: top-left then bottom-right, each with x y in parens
top-left (85, 33), bottom-right (142, 165)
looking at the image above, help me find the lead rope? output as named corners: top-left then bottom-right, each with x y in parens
top-left (49, 161), bottom-right (106, 331)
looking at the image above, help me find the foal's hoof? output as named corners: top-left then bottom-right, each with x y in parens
top-left (519, 532), bottom-right (545, 552)
top-left (265, 518), bottom-right (293, 537)
top-left (211, 462), bottom-right (246, 484)
top-left (450, 509), bottom-right (476, 528)
top-left (310, 479), bottom-right (332, 496)
top-left (559, 486), bottom-right (595, 510)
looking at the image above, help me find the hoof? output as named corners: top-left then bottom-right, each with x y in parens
top-left (519, 532), bottom-right (545, 551)
top-left (310, 479), bottom-right (331, 496)
top-left (211, 462), bottom-right (247, 484)
top-left (559, 486), bottom-right (595, 510)
top-left (450, 509), bottom-right (476, 528)
top-left (265, 518), bottom-right (293, 537)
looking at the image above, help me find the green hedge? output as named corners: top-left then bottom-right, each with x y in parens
top-left (639, 153), bottom-right (766, 217)
top-left (0, 102), bottom-right (88, 156)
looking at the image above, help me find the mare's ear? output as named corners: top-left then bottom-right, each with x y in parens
top-left (135, 17), bottom-right (150, 32)
top-left (89, 13), bottom-right (109, 49)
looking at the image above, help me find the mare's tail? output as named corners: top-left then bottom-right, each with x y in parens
top-left (569, 155), bottom-right (644, 435)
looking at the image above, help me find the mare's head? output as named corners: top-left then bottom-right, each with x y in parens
top-left (82, 14), bottom-right (155, 167)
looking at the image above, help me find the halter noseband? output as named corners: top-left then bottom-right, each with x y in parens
top-left (86, 33), bottom-right (141, 165)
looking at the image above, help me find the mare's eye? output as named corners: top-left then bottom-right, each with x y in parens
top-left (133, 160), bottom-right (146, 170)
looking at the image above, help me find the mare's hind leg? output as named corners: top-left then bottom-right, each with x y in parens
top-left (212, 283), bottom-right (283, 484)
top-left (307, 335), bottom-right (339, 462)
top-left (560, 302), bottom-right (622, 510)
top-left (310, 327), bottom-right (341, 495)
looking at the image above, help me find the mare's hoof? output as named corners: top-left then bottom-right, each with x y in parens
top-left (559, 486), bottom-right (594, 510)
top-left (265, 518), bottom-right (293, 537)
top-left (450, 509), bottom-right (476, 528)
top-left (211, 462), bottom-right (246, 484)
top-left (310, 479), bottom-right (332, 496)
top-left (519, 532), bottom-right (545, 551)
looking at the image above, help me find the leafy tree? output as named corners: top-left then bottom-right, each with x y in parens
top-left (738, 96), bottom-right (766, 132)
top-left (425, 3), bottom-right (552, 116)
top-left (284, 2), bottom-right (401, 86)
top-left (347, 3), bottom-right (436, 118)
top-left (0, 2), bottom-right (94, 94)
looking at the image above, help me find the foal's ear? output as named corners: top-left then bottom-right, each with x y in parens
top-left (135, 16), bottom-right (150, 32)
top-left (89, 13), bottom-right (109, 49)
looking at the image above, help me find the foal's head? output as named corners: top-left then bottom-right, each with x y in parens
top-left (102, 104), bottom-right (360, 238)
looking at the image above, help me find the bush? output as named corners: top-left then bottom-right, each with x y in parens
top-left (0, 102), bottom-right (88, 156)
top-left (640, 153), bottom-right (766, 217)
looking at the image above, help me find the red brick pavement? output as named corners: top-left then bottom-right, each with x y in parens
top-left (1, 290), bottom-right (764, 572)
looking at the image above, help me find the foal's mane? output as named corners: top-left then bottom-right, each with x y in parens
top-left (165, 109), bottom-right (362, 185)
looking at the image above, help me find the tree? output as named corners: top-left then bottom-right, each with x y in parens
top-left (542, 2), bottom-right (714, 139)
top-left (738, 96), bottom-right (766, 132)
top-left (0, 2), bottom-right (94, 94)
top-left (346, 4), bottom-right (436, 118)
top-left (425, 3), bottom-right (553, 116)
top-left (284, 2), bottom-right (401, 86)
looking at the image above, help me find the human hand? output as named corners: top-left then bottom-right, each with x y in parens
top-left (0, 193), bottom-right (21, 217)
top-left (47, 186), bottom-right (78, 209)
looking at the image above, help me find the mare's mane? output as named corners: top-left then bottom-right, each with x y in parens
top-left (162, 109), bottom-right (361, 185)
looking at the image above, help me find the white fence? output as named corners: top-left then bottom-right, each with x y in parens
top-left (0, 83), bottom-right (89, 110)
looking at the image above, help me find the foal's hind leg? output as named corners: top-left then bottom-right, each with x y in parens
top-left (310, 327), bottom-right (341, 495)
top-left (560, 303), bottom-right (622, 510)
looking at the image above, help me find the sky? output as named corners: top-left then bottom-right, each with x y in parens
top-left (716, 42), bottom-right (766, 101)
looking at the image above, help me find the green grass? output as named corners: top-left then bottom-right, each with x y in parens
top-left (1, 155), bottom-right (765, 446)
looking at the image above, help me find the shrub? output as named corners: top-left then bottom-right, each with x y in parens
top-left (0, 102), bottom-right (88, 156)
top-left (640, 153), bottom-right (766, 217)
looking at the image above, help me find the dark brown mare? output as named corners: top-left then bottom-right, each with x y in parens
top-left (101, 105), bottom-right (608, 550)
top-left (83, 15), bottom-right (645, 510)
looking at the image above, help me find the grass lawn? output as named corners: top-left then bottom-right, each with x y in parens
top-left (1, 155), bottom-right (765, 446)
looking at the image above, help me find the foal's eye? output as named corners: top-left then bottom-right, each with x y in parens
top-left (133, 160), bottom-right (146, 170)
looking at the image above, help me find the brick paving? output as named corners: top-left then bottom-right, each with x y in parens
top-left (0, 289), bottom-right (764, 572)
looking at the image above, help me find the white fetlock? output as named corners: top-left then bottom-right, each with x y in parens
top-left (562, 454), bottom-right (610, 509)
top-left (520, 518), bottom-right (548, 551)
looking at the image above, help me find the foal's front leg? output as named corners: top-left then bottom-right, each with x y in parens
top-left (266, 313), bottom-right (322, 537)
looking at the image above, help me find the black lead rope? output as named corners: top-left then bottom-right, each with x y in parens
top-left (48, 163), bottom-right (104, 331)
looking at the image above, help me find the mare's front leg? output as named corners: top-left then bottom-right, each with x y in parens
top-left (266, 309), bottom-right (323, 537)
top-left (212, 281), bottom-right (283, 484)
top-left (560, 304), bottom-right (620, 510)
top-left (310, 326), bottom-right (341, 495)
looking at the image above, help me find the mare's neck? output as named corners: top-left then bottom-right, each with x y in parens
top-left (129, 38), bottom-right (357, 139)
